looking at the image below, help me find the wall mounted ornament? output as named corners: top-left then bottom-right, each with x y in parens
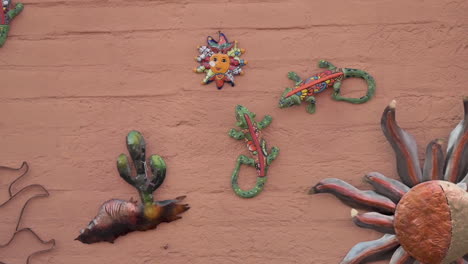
top-left (278, 60), bottom-right (376, 114)
top-left (194, 31), bottom-right (247, 90)
top-left (75, 131), bottom-right (190, 244)
top-left (228, 105), bottom-right (279, 198)
top-left (0, 162), bottom-right (55, 264)
top-left (310, 98), bottom-right (468, 264)
top-left (0, 0), bottom-right (23, 47)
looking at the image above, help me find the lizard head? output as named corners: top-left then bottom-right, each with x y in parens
top-left (2, 0), bottom-right (10, 9)
top-left (278, 87), bottom-right (302, 109)
top-left (235, 105), bottom-right (255, 129)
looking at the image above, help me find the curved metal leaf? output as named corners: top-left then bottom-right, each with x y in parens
top-left (381, 100), bottom-right (422, 187)
top-left (444, 98), bottom-right (468, 183)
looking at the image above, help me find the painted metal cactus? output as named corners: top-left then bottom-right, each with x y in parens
top-left (75, 131), bottom-right (189, 244)
top-left (310, 98), bottom-right (468, 264)
top-left (0, 0), bottom-right (23, 47)
top-left (194, 31), bottom-right (247, 90)
top-left (279, 60), bottom-right (376, 114)
top-left (228, 105), bottom-right (279, 198)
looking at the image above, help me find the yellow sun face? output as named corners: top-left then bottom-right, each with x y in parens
top-left (209, 54), bottom-right (230, 74)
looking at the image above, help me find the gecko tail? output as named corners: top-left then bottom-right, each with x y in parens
top-left (334, 68), bottom-right (376, 104)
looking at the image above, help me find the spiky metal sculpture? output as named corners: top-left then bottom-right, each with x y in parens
top-left (310, 98), bottom-right (468, 264)
top-left (75, 131), bottom-right (189, 244)
top-left (194, 31), bottom-right (247, 90)
top-left (0, 0), bottom-right (23, 47)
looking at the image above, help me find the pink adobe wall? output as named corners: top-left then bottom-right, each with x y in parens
top-left (0, 0), bottom-right (467, 263)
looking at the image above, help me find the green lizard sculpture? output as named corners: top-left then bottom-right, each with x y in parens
top-left (228, 105), bottom-right (279, 198)
top-left (279, 60), bottom-right (376, 114)
top-left (0, 0), bottom-right (24, 47)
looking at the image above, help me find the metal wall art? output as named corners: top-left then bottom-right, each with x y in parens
top-left (228, 105), bottom-right (279, 198)
top-left (0, 0), bottom-right (23, 47)
top-left (75, 131), bottom-right (189, 244)
top-left (194, 31), bottom-right (247, 90)
top-left (310, 98), bottom-right (468, 264)
top-left (278, 60), bottom-right (376, 114)
top-left (0, 162), bottom-right (55, 264)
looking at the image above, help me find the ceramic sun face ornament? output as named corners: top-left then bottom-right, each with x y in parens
top-left (194, 31), bottom-right (247, 90)
top-left (0, 0), bottom-right (23, 47)
top-left (310, 98), bottom-right (468, 264)
top-left (279, 60), bottom-right (376, 114)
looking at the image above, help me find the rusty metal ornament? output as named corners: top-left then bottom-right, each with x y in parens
top-left (310, 98), bottom-right (468, 264)
top-left (0, 162), bottom-right (55, 264)
top-left (194, 31), bottom-right (247, 90)
top-left (75, 131), bottom-right (190, 244)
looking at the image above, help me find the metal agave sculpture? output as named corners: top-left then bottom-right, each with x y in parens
top-left (310, 98), bottom-right (468, 264)
top-left (75, 131), bottom-right (189, 244)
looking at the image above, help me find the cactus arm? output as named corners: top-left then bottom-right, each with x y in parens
top-left (116, 154), bottom-right (135, 185)
top-left (147, 155), bottom-right (166, 193)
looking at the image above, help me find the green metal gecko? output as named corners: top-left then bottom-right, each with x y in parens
top-left (0, 0), bottom-right (24, 47)
top-left (279, 60), bottom-right (376, 114)
top-left (228, 105), bottom-right (279, 198)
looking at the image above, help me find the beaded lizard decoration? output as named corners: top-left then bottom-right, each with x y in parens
top-left (0, 162), bottom-right (55, 264)
top-left (75, 131), bottom-right (189, 244)
top-left (279, 60), bottom-right (376, 114)
top-left (0, 0), bottom-right (23, 47)
top-left (194, 31), bottom-right (247, 90)
top-left (310, 98), bottom-right (468, 264)
top-left (228, 105), bottom-right (279, 198)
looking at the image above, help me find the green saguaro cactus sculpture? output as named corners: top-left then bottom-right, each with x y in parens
top-left (0, 0), bottom-right (24, 47)
top-left (76, 131), bottom-right (189, 244)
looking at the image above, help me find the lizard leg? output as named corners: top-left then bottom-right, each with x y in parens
top-left (267, 147), bottom-right (280, 165)
top-left (333, 81), bottom-right (342, 93)
top-left (0, 26), bottom-right (10, 48)
top-left (318, 60), bottom-right (337, 70)
top-left (257, 115), bottom-right (272, 130)
top-left (7, 3), bottom-right (24, 21)
top-left (288, 71), bottom-right (303, 86)
top-left (228, 129), bottom-right (245, 140)
top-left (305, 96), bottom-right (317, 114)
top-left (331, 81), bottom-right (342, 100)
top-left (238, 155), bottom-right (256, 167)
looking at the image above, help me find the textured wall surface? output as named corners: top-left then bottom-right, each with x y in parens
top-left (0, 0), bottom-right (468, 263)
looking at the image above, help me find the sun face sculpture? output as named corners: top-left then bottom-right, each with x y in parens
top-left (310, 98), bottom-right (468, 264)
top-left (194, 31), bottom-right (247, 90)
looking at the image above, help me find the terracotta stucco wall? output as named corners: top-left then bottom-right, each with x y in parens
top-left (1, 0), bottom-right (467, 263)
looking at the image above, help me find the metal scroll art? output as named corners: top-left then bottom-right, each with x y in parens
top-left (228, 105), bottom-right (279, 198)
top-left (0, 162), bottom-right (55, 264)
top-left (0, 0), bottom-right (23, 47)
top-left (278, 60), bottom-right (376, 114)
top-left (194, 31), bottom-right (247, 90)
top-left (309, 98), bottom-right (468, 264)
top-left (75, 131), bottom-right (190, 244)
